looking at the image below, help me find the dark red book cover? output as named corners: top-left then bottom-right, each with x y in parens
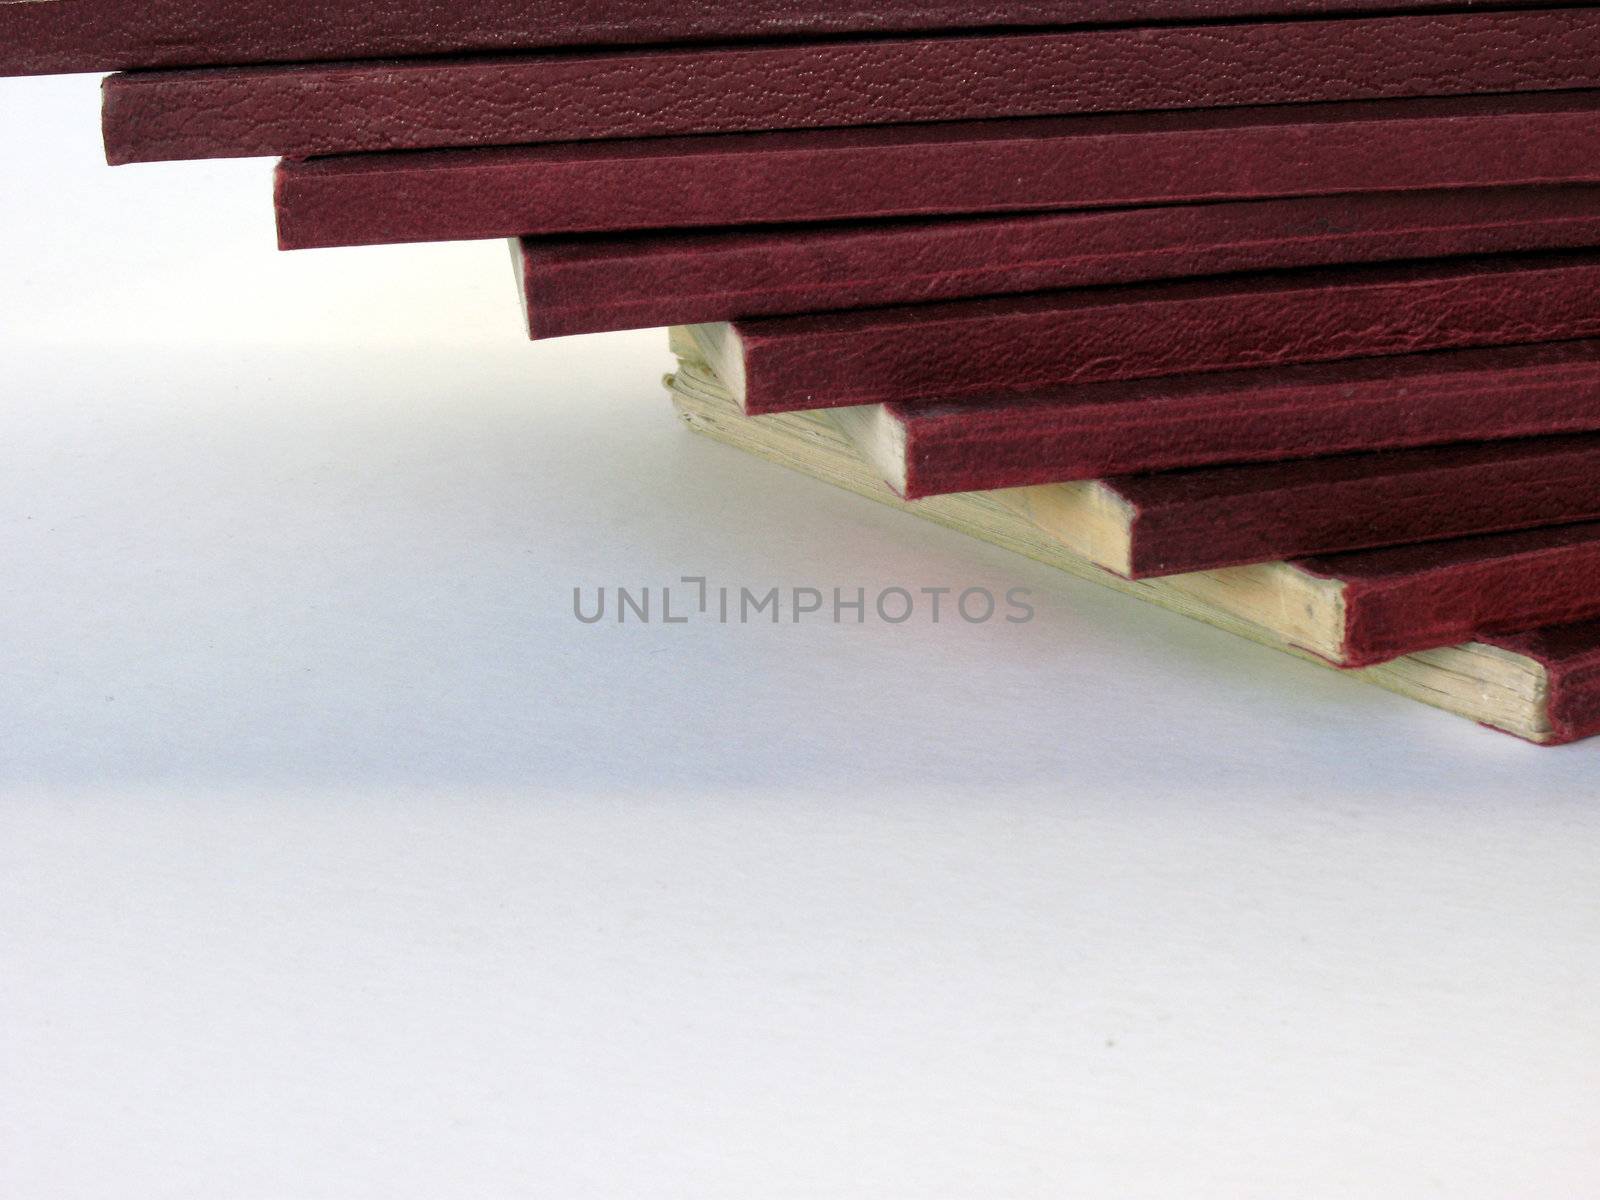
top-left (275, 94), bottom-right (1600, 249)
top-left (703, 252), bottom-right (1600, 414)
top-left (2, 0), bottom-right (1563, 76)
top-left (1482, 621), bottom-right (1600, 745)
top-left (521, 187), bottom-right (1600, 338)
top-left (868, 342), bottom-right (1600, 499)
top-left (1300, 523), bottom-right (1600, 668)
top-left (104, 9), bottom-right (1600, 164)
top-left (1105, 434), bottom-right (1600, 578)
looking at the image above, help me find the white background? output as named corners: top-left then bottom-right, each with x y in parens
top-left (3, 74), bottom-right (1598, 1197)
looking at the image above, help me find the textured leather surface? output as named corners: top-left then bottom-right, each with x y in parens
top-left (1113, 434), bottom-right (1600, 578)
top-left (274, 93), bottom-right (1600, 249)
top-left (1300, 522), bottom-right (1600, 667)
top-left (2, 0), bottom-right (1565, 76)
top-left (103, 9), bottom-right (1600, 163)
top-left (887, 342), bottom-right (1600, 496)
top-left (1484, 620), bottom-right (1600, 745)
top-left (523, 187), bottom-right (1600, 338)
top-left (728, 251), bottom-right (1600, 413)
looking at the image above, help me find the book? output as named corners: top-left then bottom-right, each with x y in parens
top-left (1002, 438), bottom-right (1600, 579)
top-left (518, 187), bottom-right (1600, 338)
top-left (682, 252), bottom-right (1600, 415)
top-left (668, 374), bottom-right (1600, 742)
top-left (671, 342), bottom-right (1600, 576)
top-left (2, 0), bottom-right (1563, 77)
top-left (669, 338), bottom-right (1600, 496)
top-left (103, 9), bottom-right (1600, 164)
top-left (274, 93), bottom-right (1600, 249)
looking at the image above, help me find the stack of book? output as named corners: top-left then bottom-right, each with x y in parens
top-left (9, 1), bottom-right (1600, 742)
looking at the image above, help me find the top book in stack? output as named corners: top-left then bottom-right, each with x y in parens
top-left (0, 0), bottom-right (1573, 75)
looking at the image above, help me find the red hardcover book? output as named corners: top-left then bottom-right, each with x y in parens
top-left (684, 252), bottom-right (1600, 414)
top-left (274, 94), bottom-right (1600, 250)
top-left (519, 187), bottom-right (1600, 338)
top-left (1279, 523), bottom-right (1600, 668)
top-left (103, 9), bottom-right (1600, 164)
top-left (998, 435), bottom-right (1600, 579)
top-left (1, 0), bottom-right (1562, 77)
top-left (1481, 621), bottom-right (1600, 745)
top-left (775, 342), bottom-right (1600, 498)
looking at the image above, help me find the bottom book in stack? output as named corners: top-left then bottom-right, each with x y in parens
top-left (666, 346), bottom-right (1600, 746)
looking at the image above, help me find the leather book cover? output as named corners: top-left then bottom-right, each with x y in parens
top-left (104, 9), bottom-right (1600, 163)
top-left (2, 0), bottom-right (1562, 77)
top-left (519, 187), bottom-right (1600, 338)
top-left (809, 342), bottom-right (1600, 497)
top-left (688, 252), bottom-right (1600, 414)
top-left (274, 94), bottom-right (1600, 249)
